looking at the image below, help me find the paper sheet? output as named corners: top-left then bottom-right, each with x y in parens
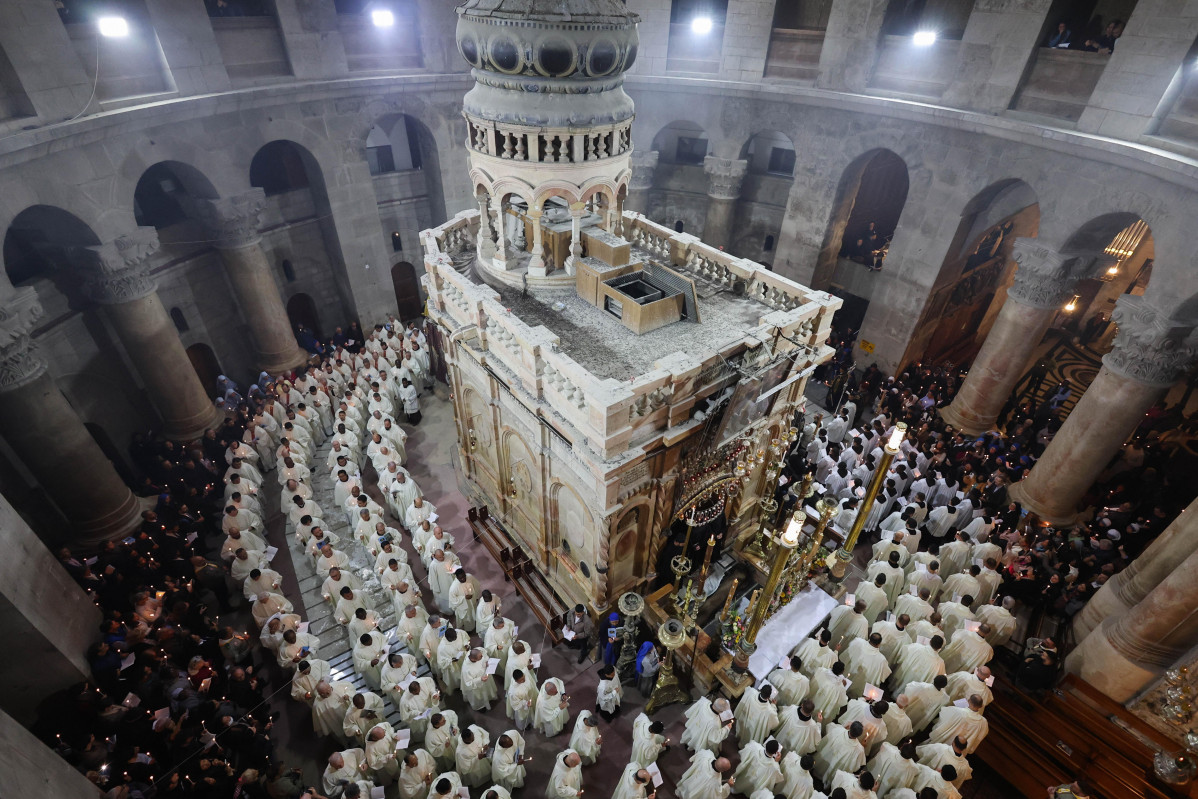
top-left (265, 546), bottom-right (278, 561)
top-left (844, 592), bottom-right (856, 606)
top-left (372, 788), bottom-right (386, 799)
top-left (458, 788), bottom-right (470, 799)
top-left (530, 653), bottom-right (541, 669)
top-left (953, 698), bottom-right (969, 708)
top-left (395, 728), bottom-right (412, 749)
top-left (719, 709), bottom-right (734, 722)
top-left (122, 693), bottom-right (140, 708)
top-left (562, 629), bottom-right (575, 641)
top-left (154, 707), bottom-right (170, 722)
top-left (429, 512), bottom-right (439, 523)
top-left (486, 658), bottom-right (500, 675)
top-left (120, 654), bottom-right (136, 671)
top-left (917, 635), bottom-right (931, 646)
top-left (646, 762), bottom-right (663, 788)
top-left (964, 620), bottom-right (981, 633)
top-left (298, 621), bottom-right (310, 634)
top-left (863, 684), bottom-right (884, 702)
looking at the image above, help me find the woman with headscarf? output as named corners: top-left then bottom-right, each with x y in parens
top-left (635, 641), bottom-right (660, 696)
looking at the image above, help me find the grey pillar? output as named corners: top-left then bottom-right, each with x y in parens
top-left (816, 0), bottom-right (890, 92)
top-left (720, 0), bottom-right (776, 81)
top-left (0, 0), bottom-right (96, 120)
top-left (0, 288), bottom-right (142, 543)
top-left (940, 0), bottom-right (1053, 113)
top-left (143, 0), bottom-right (232, 95)
top-left (626, 150), bottom-right (659, 216)
top-left (81, 229), bottom-right (223, 441)
top-left (274, 0), bottom-right (349, 79)
top-left (703, 157), bottom-right (749, 251)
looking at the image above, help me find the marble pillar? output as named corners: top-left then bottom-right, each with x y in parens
top-left (527, 208), bottom-right (547, 277)
top-left (189, 190), bottom-right (308, 374)
top-left (1074, 499), bottom-right (1198, 642)
top-left (940, 240), bottom-right (1096, 434)
top-left (702, 156), bottom-right (748, 251)
top-left (82, 229), bottom-right (222, 442)
top-left (1067, 539), bottom-right (1198, 702)
top-left (625, 150), bottom-right (659, 216)
top-left (491, 195), bottom-right (511, 269)
top-left (565, 204), bottom-right (584, 276)
top-left (477, 194), bottom-right (496, 261)
top-left (1009, 295), bottom-right (1197, 525)
top-left (0, 287), bottom-right (141, 541)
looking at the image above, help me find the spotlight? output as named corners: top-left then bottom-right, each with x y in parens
top-left (912, 30), bottom-right (937, 46)
top-left (97, 16), bottom-right (129, 37)
top-left (691, 16), bottom-right (713, 34)
top-left (371, 9), bottom-right (395, 28)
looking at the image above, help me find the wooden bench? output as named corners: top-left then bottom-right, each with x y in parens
top-left (976, 673), bottom-right (1193, 798)
top-left (467, 505), bottom-right (571, 644)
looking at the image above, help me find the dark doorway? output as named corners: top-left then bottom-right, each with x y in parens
top-left (186, 343), bottom-right (222, 397)
top-left (391, 262), bottom-right (423, 321)
top-left (286, 293), bottom-right (322, 340)
top-left (84, 422), bottom-right (137, 488)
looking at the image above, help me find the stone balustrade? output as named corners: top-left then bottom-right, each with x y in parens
top-left (465, 116), bottom-right (633, 164)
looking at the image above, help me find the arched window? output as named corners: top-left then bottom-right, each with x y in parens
top-left (391, 231), bottom-right (403, 252)
top-left (169, 307), bottom-right (189, 332)
top-left (764, 235), bottom-right (775, 252)
top-left (281, 259), bottom-right (296, 282)
top-left (674, 220), bottom-right (685, 233)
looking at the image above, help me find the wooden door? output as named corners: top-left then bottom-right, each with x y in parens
top-left (391, 261), bottom-right (423, 321)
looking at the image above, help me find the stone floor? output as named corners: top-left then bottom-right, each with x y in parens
top-left (249, 387), bottom-right (1017, 798)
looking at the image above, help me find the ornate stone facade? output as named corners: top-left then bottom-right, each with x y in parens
top-left (1104, 294), bottom-right (1198, 387)
top-left (0, 287), bottom-right (47, 392)
top-left (703, 156), bottom-right (750, 201)
top-left (1007, 238), bottom-right (1095, 310)
top-left (79, 229), bottom-right (161, 306)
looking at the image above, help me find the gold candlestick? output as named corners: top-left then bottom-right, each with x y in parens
top-left (733, 510), bottom-right (806, 673)
top-left (720, 578), bottom-right (739, 623)
top-left (833, 423), bottom-right (906, 580)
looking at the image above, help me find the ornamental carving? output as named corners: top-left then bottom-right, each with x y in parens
top-left (703, 156), bottom-right (749, 201)
top-left (189, 191), bottom-right (267, 249)
top-left (0, 287), bottom-right (48, 392)
top-left (81, 228), bottom-right (161, 305)
top-left (1103, 295), bottom-right (1198, 387)
top-left (628, 150), bottom-right (659, 191)
top-left (1007, 238), bottom-right (1096, 310)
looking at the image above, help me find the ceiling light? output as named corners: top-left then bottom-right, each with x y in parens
top-left (371, 9), bottom-right (395, 28)
top-left (97, 16), bottom-right (129, 37)
top-left (912, 30), bottom-right (937, 46)
top-left (691, 16), bottom-right (713, 34)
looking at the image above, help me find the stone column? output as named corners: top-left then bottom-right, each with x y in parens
top-left (625, 150), bottom-right (659, 216)
top-left (1074, 499), bottom-right (1198, 641)
top-left (81, 229), bottom-right (222, 442)
top-left (816, 0), bottom-right (890, 92)
top-left (1009, 295), bottom-right (1197, 525)
top-left (477, 194), bottom-right (496, 261)
top-left (565, 204), bottom-right (585, 276)
top-left (189, 190), bottom-right (308, 374)
top-left (940, 240), bottom-right (1096, 434)
top-left (1066, 539), bottom-right (1198, 702)
top-left (719, 0), bottom-right (775, 81)
top-left (702, 157), bottom-right (749, 251)
top-left (491, 196), bottom-right (510, 268)
top-left (939, 0), bottom-right (1052, 114)
top-left (527, 209), bottom-right (547, 277)
top-left (0, 288), bottom-right (141, 541)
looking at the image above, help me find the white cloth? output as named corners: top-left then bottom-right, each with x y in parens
top-left (534, 679), bottom-right (571, 737)
top-left (732, 741), bottom-right (782, 797)
top-left (681, 697), bottom-right (730, 754)
top-left (492, 731), bottom-right (527, 790)
top-left (677, 750), bottom-right (731, 799)
top-left (570, 711), bottom-right (603, 765)
top-left (612, 763), bottom-right (651, 799)
top-left (734, 686), bottom-right (780, 747)
top-left (811, 725), bottom-right (865, 786)
top-left (546, 750), bottom-right (582, 799)
top-left (631, 712), bottom-right (665, 767)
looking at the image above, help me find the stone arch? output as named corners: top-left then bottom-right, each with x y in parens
top-left (907, 178), bottom-right (1041, 367)
top-left (370, 112), bottom-right (449, 225)
top-left (812, 147), bottom-right (911, 290)
top-left (132, 160), bottom-right (221, 230)
top-left (2, 205), bottom-right (102, 301)
top-left (461, 387), bottom-right (493, 453)
top-left (500, 427), bottom-right (538, 501)
top-left (532, 181), bottom-right (584, 209)
top-left (608, 496), bottom-right (651, 592)
top-left (115, 132), bottom-right (240, 210)
top-left (739, 130), bottom-right (796, 177)
top-left (1057, 213), bottom-right (1156, 344)
top-left (650, 120), bottom-right (709, 166)
top-left (549, 479), bottom-right (597, 570)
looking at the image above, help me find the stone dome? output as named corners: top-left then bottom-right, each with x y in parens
top-left (456, 0), bottom-right (640, 81)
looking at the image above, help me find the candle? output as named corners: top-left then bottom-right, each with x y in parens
top-left (720, 578), bottom-right (739, 621)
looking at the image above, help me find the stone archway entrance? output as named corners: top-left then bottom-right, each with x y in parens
top-left (186, 343), bottom-right (222, 397)
top-left (286, 292), bottom-right (322, 340)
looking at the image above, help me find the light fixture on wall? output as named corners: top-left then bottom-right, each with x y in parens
top-left (506, 478), bottom-right (518, 499)
top-left (912, 30), bottom-right (938, 46)
top-left (1064, 295), bottom-right (1079, 312)
top-left (1107, 263), bottom-right (1120, 276)
top-left (371, 9), bottom-right (395, 28)
top-left (691, 16), bottom-right (713, 34)
top-left (467, 427), bottom-right (478, 451)
top-left (97, 16), bottom-right (129, 37)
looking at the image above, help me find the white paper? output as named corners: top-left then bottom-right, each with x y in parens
top-left (917, 635), bottom-right (931, 646)
top-left (154, 707), bottom-right (170, 722)
top-left (562, 629), bottom-right (575, 641)
top-left (915, 562), bottom-right (928, 573)
top-left (416, 709), bottom-right (432, 720)
top-left (719, 708), bottom-right (734, 722)
top-left (85, 556), bottom-right (99, 565)
top-left (185, 532), bottom-right (198, 545)
top-left (120, 654), bottom-right (136, 671)
top-left (298, 621), bottom-right (310, 634)
top-left (530, 653), bottom-right (541, 669)
top-left (845, 593), bottom-right (856, 606)
top-left (646, 762), bottom-right (663, 788)
top-left (486, 658), bottom-right (500, 675)
top-left (372, 788), bottom-right (386, 799)
top-left (395, 728), bottom-right (412, 749)
top-left (265, 546), bottom-right (278, 561)
top-left (122, 692), bottom-right (140, 708)
top-left (863, 684), bottom-right (884, 702)
top-left (429, 513), bottom-right (439, 523)
top-left (953, 698), bottom-right (969, 708)
top-left (964, 620), bottom-right (981, 633)
top-left (984, 675), bottom-right (995, 687)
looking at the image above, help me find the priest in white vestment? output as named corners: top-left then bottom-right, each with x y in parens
top-left (343, 691), bottom-right (387, 744)
top-left (735, 684), bottom-right (780, 746)
top-left (835, 698), bottom-right (888, 754)
top-left (827, 601), bottom-right (870, 651)
top-left (902, 677), bottom-right (949, 732)
top-left (681, 697), bottom-right (733, 754)
top-left (365, 723), bottom-right (401, 784)
top-left (399, 677), bottom-right (441, 742)
top-left (889, 637), bottom-right (945, 695)
top-left (312, 679), bottom-right (355, 739)
top-left (569, 711), bottom-right (603, 765)
top-left (940, 626), bottom-right (994, 674)
top-left (612, 764), bottom-right (657, 799)
top-left (506, 669), bottom-right (536, 731)
top-left (811, 721), bottom-right (866, 786)
top-left (491, 731), bottom-right (528, 790)
top-left (353, 631), bottom-right (388, 691)
top-left (793, 631), bottom-right (837, 679)
top-left (927, 695), bottom-right (988, 754)
top-left (456, 725), bottom-right (492, 787)
top-left (631, 712), bottom-right (666, 766)
top-left (865, 741), bottom-right (919, 798)
top-left (809, 662), bottom-right (849, 723)
top-left (775, 699), bottom-right (822, 755)
top-left (767, 656), bottom-right (810, 707)
top-left (839, 634), bottom-right (892, 698)
top-left (732, 739), bottom-right (783, 796)
top-left (676, 751), bottom-right (733, 799)
top-left (400, 749), bottom-right (437, 799)
top-left (426, 711), bottom-right (460, 771)
top-left (534, 678), bottom-right (571, 737)
top-left (461, 648), bottom-right (499, 711)
top-left (546, 750), bottom-right (583, 799)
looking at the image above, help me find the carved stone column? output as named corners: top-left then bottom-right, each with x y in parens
top-left (1009, 295), bottom-right (1197, 524)
top-left (527, 208), bottom-right (547, 277)
top-left (702, 157), bottom-right (748, 251)
top-left (491, 195), bottom-right (511, 269)
top-left (940, 240), bottom-right (1098, 434)
top-left (1074, 499), bottom-right (1198, 641)
top-left (0, 287), bottom-right (141, 541)
top-left (1067, 538), bottom-right (1198, 702)
top-left (81, 229), bottom-right (222, 441)
top-left (476, 193), bottom-right (496, 261)
top-left (188, 190), bottom-right (308, 374)
top-left (625, 150), bottom-right (659, 216)
top-left (565, 204), bottom-right (585, 276)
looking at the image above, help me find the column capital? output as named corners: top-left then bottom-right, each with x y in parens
top-left (1008, 238), bottom-right (1099, 309)
top-left (187, 189), bottom-right (267, 249)
top-left (628, 149), bottom-right (660, 191)
top-left (0, 286), bottom-right (48, 392)
top-left (703, 156), bottom-right (749, 200)
top-left (1103, 295), bottom-right (1198, 386)
top-left (81, 228), bottom-right (161, 305)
